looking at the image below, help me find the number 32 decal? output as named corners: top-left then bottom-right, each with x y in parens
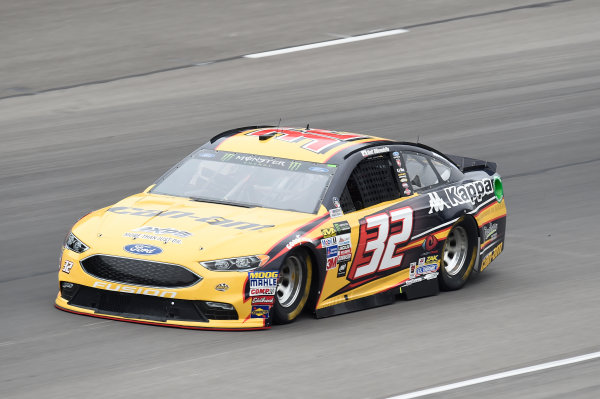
top-left (348, 207), bottom-right (414, 281)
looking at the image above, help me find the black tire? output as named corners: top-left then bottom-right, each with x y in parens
top-left (439, 221), bottom-right (477, 291)
top-left (272, 249), bottom-right (312, 324)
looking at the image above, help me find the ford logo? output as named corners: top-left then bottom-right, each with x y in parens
top-left (124, 244), bottom-right (163, 255)
top-left (309, 166), bottom-right (329, 173)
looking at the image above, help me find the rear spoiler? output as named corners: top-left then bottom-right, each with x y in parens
top-left (446, 155), bottom-right (497, 173)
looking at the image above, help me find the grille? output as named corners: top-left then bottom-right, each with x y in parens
top-left (81, 255), bottom-right (201, 288)
top-left (66, 284), bottom-right (238, 322)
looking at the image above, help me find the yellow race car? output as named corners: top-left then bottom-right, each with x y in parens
top-left (56, 126), bottom-right (506, 330)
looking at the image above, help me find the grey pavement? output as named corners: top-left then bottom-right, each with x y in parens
top-left (1, 0), bottom-right (599, 398)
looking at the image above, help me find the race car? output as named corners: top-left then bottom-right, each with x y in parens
top-left (55, 126), bottom-right (507, 330)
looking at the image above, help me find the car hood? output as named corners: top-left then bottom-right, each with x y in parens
top-left (73, 193), bottom-right (320, 265)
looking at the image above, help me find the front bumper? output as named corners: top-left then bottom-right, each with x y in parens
top-left (56, 250), bottom-right (274, 330)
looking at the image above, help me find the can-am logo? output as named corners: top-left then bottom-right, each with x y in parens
top-left (124, 244), bottom-right (162, 255)
top-left (428, 179), bottom-right (494, 214)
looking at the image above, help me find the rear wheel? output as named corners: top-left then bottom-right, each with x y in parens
top-left (272, 250), bottom-right (312, 324)
top-left (439, 223), bottom-right (477, 290)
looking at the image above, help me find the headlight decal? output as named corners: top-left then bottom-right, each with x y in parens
top-left (200, 255), bottom-right (269, 271)
top-left (64, 232), bottom-right (89, 253)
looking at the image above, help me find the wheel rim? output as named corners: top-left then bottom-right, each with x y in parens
top-left (277, 255), bottom-right (303, 308)
top-left (443, 226), bottom-right (469, 276)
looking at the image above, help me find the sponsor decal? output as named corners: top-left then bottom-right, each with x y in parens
top-left (422, 235), bottom-right (439, 252)
top-left (484, 223), bottom-right (498, 240)
top-left (309, 166), bottom-right (330, 173)
top-left (222, 153), bottom-right (286, 168)
top-left (428, 178), bottom-right (494, 214)
top-left (321, 237), bottom-right (337, 247)
top-left (338, 248), bottom-right (352, 261)
top-left (321, 227), bottom-right (337, 238)
top-left (361, 147), bottom-right (390, 157)
top-left (108, 207), bottom-right (274, 231)
top-left (252, 296), bottom-right (275, 305)
top-left (286, 234), bottom-right (312, 249)
top-left (288, 161), bottom-right (302, 171)
top-left (61, 260), bottom-right (74, 274)
top-left (124, 244), bottom-right (162, 255)
top-left (329, 208), bottom-right (344, 218)
top-left (134, 227), bottom-right (191, 237)
top-left (250, 287), bottom-right (276, 296)
top-left (248, 271), bottom-right (278, 289)
top-left (393, 151), bottom-right (400, 157)
top-left (337, 261), bottom-right (348, 277)
top-left (404, 272), bottom-right (438, 286)
top-left (215, 283), bottom-right (229, 292)
top-left (326, 246), bottom-right (338, 258)
top-left (251, 305), bottom-right (270, 319)
top-left (337, 233), bottom-right (351, 246)
top-left (332, 197), bottom-right (341, 209)
top-left (416, 263), bottom-right (437, 275)
top-left (92, 281), bottom-right (176, 298)
top-left (198, 152), bottom-right (216, 158)
top-left (326, 256), bottom-right (338, 270)
top-left (245, 128), bottom-right (367, 154)
top-left (402, 182), bottom-right (409, 188)
top-left (333, 221), bottom-right (351, 234)
top-left (396, 159), bottom-right (402, 167)
top-left (481, 242), bottom-right (503, 270)
top-left (124, 232), bottom-right (181, 244)
top-left (124, 227), bottom-right (191, 244)
top-left (409, 262), bottom-right (438, 279)
top-left (404, 189), bottom-right (412, 196)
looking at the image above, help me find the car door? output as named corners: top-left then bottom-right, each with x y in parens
top-left (317, 150), bottom-right (418, 308)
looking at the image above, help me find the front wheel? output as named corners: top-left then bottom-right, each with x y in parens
top-left (439, 223), bottom-right (477, 291)
top-left (272, 250), bottom-right (312, 324)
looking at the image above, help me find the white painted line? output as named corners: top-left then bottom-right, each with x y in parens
top-left (244, 29), bottom-right (408, 59)
top-left (388, 351), bottom-right (600, 399)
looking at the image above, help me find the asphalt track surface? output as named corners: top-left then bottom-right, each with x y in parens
top-left (1, 0), bottom-right (599, 398)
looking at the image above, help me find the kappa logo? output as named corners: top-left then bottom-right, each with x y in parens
top-left (428, 179), bottom-right (494, 214)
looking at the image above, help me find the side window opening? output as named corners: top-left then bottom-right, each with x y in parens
top-left (340, 154), bottom-right (399, 213)
top-left (404, 152), bottom-right (439, 190)
top-left (431, 158), bottom-right (452, 182)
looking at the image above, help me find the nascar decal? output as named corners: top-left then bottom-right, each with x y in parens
top-left (245, 128), bottom-right (367, 153)
top-left (108, 207), bottom-right (274, 231)
top-left (428, 178), bottom-right (494, 214)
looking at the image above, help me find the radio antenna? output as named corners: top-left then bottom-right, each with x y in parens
top-left (306, 123), bottom-right (310, 130)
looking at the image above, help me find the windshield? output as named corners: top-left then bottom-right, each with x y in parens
top-left (151, 151), bottom-right (337, 213)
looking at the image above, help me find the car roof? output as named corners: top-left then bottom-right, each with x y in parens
top-left (204, 126), bottom-right (394, 164)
